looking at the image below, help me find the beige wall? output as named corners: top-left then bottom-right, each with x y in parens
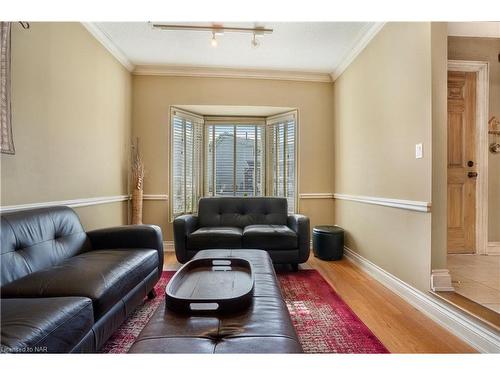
top-left (333, 23), bottom-right (436, 291)
top-left (0, 23), bottom-right (132, 230)
top-left (431, 23), bottom-right (449, 269)
top-left (132, 75), bottom-right (335, 240)
top-left (448, 37), bottom-right (500, 242)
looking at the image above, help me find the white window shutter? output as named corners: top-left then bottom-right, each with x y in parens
top-left (170, 110), bottom-right (204, 220)
top-left (266, 111), bottom-right (297, 213)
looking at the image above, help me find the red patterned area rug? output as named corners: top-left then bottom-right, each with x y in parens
top-left (101, 270), bottom-right (389, 354)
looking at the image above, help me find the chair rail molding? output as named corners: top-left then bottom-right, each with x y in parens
top-left (143, 194), bottom-right (169, 201)
top-left (0, 195), bottom-right (129, 213)
top-left (344, 247), bottom-right (500, 353)
top-left (299, 193), bottom-right (334, 199)
top-left (334, 193), bottom-right (431, 212)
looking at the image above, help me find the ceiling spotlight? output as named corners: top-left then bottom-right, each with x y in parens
top-left (251, 33), bottom-right (259, 48)
top-left (211, 32), bottom-right (218, 47)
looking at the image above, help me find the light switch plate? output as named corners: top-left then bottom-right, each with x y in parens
top-left (415, 143), bottom-right (423, 159)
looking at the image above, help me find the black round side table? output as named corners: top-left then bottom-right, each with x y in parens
top-left (312, 225), bottom-right (344, 261)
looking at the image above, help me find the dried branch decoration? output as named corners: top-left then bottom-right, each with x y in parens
top-left (131, 137), bottom-right (145, 190)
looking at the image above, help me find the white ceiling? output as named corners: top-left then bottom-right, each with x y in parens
top-left (93, 22), bottom-right (376, 73)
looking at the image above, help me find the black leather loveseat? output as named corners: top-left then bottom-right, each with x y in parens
top-left (0, 206), bottom-right (163, 353)
top-left (173, 197), bottom-right (310, 269)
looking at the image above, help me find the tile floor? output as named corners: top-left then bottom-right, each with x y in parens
top-left (447, 254), bottom-right (500, 313)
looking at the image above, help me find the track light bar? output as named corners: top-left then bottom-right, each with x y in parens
top-left (151, 24), bottom-right (273, 35)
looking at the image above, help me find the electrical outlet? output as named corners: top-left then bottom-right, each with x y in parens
top-left (415, 143), bottom-right (423, 159)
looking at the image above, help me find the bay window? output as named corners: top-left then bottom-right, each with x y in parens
top-left (170, 108), bottom-right (297, 219)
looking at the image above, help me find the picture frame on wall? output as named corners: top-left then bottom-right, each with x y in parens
top-left (1, 21), bottom-right (15, 155)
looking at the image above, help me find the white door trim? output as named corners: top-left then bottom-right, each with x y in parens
top-left (447, 60), bottom-right (489, 255)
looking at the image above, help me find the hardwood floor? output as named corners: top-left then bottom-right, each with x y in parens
top-left (163, 251), bottom-right (476, 353)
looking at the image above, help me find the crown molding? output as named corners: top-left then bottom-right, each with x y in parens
top-left (330, 22), bottom-right (386, 81)
top-left (133, 65), bottom-right (332, 83)
top-left (81, 22), bottom-right (135, 72)
top-left (81, 22), bottom-right (385, 83)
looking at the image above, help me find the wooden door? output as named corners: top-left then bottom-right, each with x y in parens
top-left (447, 71), bottom-right (477, 254)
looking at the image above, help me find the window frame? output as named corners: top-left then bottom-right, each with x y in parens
top-left (204, 117), bottom-right (266, 198)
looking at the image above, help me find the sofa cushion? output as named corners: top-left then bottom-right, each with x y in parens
top-left (1, 297), bottom-right (93, 353)
top-left (242, 225), bottom-right (297, 250)
top-left (1, 249), bottom-right (158, 320)
top-left (187, 227), bottom-right (242, 250)
top-left (1, 206), bottom-right (90, 287)
top-left (198, 197), bottom-right (288, 228)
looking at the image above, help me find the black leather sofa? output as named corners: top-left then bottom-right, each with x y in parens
top-left (0, 206), bottom-right (163, 353)
top-left (173, 197), bottom-right (310, 269)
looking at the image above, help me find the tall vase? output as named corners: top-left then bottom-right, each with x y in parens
top-left (131, 188), bottom-right (143, 224)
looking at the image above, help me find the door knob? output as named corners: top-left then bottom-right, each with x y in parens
top-left (467, 160), bottom-right (474, 167)
top-left (468, 172), bottom-right (478, 178)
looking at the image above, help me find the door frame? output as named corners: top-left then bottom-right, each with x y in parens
top-left (447, 60), bottom-right (489, 255)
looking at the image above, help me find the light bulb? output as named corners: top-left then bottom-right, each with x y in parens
top-left (211, 33), bottom-right (218, 47)
top-left (251, 33), bottom-right (260, 48)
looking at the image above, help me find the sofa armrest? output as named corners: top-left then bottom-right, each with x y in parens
top-left (173, 215), bottom-right (199, 263)
top-left (287, 214), bottom-right (310, 263)
top-left (87, 225), bottom-right (164, 274)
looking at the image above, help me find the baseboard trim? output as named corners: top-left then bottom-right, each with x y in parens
top-left (0, 195), bottom-right (129, 213)
top-left (163, 241), bottom-right (174, 251)
top-left (343, 246), bottom-right (500, 353)
top-left (334, 193), bottom-right (431, 212)
top-left (488, 242), bottom-right (500, 255)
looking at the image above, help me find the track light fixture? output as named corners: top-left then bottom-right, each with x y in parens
top-left (151, 23), bottom-right (273, 48)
